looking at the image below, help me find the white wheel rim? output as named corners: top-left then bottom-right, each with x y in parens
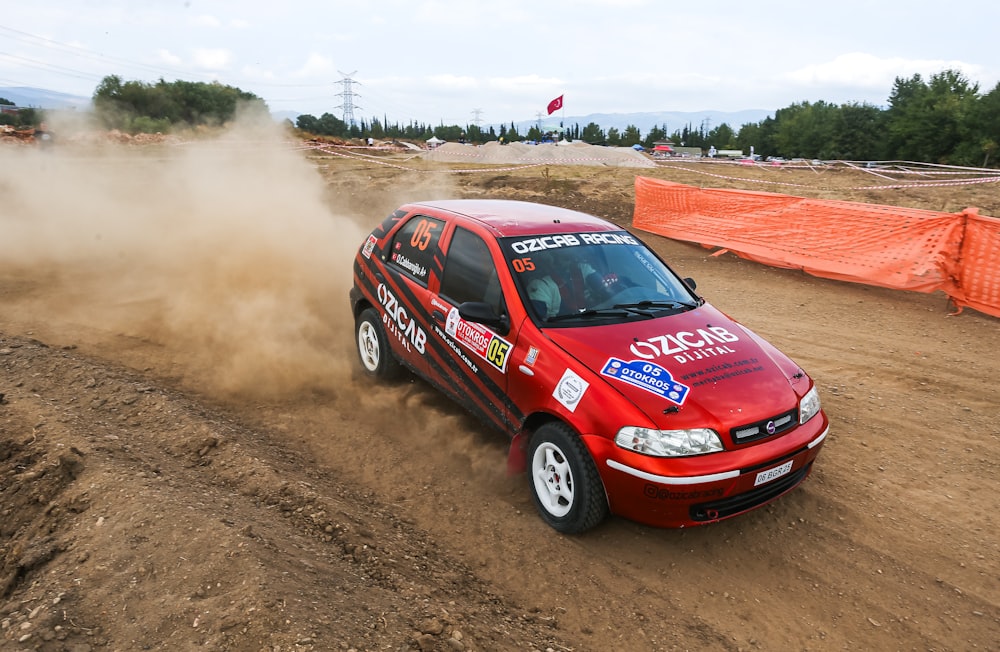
top-left (531, 442), bottom-right (574, 518)
top-left (358, 320), bottom-right (380, 372)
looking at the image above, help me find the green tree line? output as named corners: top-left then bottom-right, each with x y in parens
top-left (0, 97), bottom-right (40, 128)
top-left (14, 68), bottom-right (993, 167)
top-left (295, 70), bottom-right (998, 167)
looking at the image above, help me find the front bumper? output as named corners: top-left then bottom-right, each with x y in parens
top-left (586, 414), bottom-right (828, 528)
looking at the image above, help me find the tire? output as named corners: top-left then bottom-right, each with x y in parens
top-left (527, 422), bottom-right (609, 534)
top-left (355, 307), bottom-right (402, 380)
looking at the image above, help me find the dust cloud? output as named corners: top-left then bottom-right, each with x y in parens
top-left (0, 118), bottom-right (370, 397)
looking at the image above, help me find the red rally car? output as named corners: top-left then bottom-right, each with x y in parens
top-left (350, 199), bottom-right (828, 533)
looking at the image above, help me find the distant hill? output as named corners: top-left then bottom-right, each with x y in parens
top-left (1, 86), bottom-right (773, 133)
top-left (0, 86), bottom-right (91, 110)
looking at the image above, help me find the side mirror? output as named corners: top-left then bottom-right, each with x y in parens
top-left (458, 302), bottom-right (510, 335)
top-left (683, 277), bottom-right (697, 291)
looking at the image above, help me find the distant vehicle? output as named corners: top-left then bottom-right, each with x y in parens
top-left (350, 199), bottom-right (829, 533)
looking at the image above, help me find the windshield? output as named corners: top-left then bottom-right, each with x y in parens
top-left (500, 231), bottom-right (700, 324)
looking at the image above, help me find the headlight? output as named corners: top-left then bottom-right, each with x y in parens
top-left (799, 385), bottom-right (822, 424)
top-left (615, 426), bottom-right (724, 457)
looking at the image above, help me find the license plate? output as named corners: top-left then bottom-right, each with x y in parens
top-left (754, 460), bottom-right (793, 486)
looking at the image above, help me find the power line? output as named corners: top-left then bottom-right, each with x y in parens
top-left (0, 24), bottom-right (214, 83)
top-left (0, 24), bottom-right (334, 93)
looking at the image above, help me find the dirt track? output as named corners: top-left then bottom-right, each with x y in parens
top-left (2, 133), bottom-right (998, 651)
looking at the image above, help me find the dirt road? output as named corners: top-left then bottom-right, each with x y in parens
top-left (2, 134), bottom-right (997, 651)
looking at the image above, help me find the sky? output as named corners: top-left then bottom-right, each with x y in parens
top-left (1, 0), bottom-right (998, 127)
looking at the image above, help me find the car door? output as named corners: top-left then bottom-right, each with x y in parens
top-left (428, 224), bottom-right (521, 433)
top-left (376, 212), bottom-right (446, 377)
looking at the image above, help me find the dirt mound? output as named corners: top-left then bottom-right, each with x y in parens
top-left (422, 140), bottom-right (656, 168)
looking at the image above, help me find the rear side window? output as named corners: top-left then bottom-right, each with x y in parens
top-left (440, 227), bottom-right (502, 314)
top-left (388, 215), bottom-right (444, 285)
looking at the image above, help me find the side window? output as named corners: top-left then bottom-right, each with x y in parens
top-left (387, 215), bottom-right (444, 285)
top-left (440, 228), bottom-right (503, 314)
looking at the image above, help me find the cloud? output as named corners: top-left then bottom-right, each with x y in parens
top-left (192, 48), bottom-right (234, 71)
top-left (192, 15), bottom-right (222, 28)
top-left (156, 49), bottom-right (183, 66)
top-left (785, 52), bottom-right (984, 89)
top-left (189, 14), bottom-right (248, 30)
top-left (425, 74), bottom-right (479, 89)
top-left (294, 53), bottom-right (336, 78)
top-left (488, 75), bottom-right (563, 92)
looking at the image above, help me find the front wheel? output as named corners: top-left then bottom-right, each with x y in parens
top-left (355, 307), bottom-right (402, 380)
top-left (527, 422), bottom-right (608, 534)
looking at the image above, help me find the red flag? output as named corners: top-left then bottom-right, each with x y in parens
top-left (546, 95), bottom-right (563, 115)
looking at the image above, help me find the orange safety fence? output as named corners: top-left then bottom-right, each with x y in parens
top-left (632, 176), bottom-right (1000, 319)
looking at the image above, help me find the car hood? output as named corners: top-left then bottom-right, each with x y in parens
top-left (544, 303), bottom-right (808, 431)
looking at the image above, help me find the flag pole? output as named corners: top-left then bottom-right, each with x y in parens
top-left (560, 96), bottom-right (565, 141)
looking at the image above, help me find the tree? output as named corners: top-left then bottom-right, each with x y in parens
top-left (707, 123), bottom-right (737, 150)
top-left (433, 124), bottom-right (465, 141)
top-left (296, 114), bottom-right (320, 134)
top-left (91, 75), bottom-right (267, 133)
top-left (642, 124), bottom-right (668, 148)
top-left (884, 69), bottom-right (980, 164)
top-left (952, 79), bottom-right (999, 166)
top-left (969, 81), bottom-right (1000, 166)
top-left (771, 101), bottom-right (838, 158)
top-left (621, 125), bottom-right (642, 147)
top-left (734, 121), bottom-right (761, 156)
top-left (0, 106), bottom-right (38, 128)
top-left (316, 113), bottom-right (347, 136)
top-left (581, 122), bottom-right (605, 144)
top-left (828, 102), bottom-right (886, 161)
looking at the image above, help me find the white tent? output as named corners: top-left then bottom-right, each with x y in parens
top-left (426, 136), bottom-right (444, 149)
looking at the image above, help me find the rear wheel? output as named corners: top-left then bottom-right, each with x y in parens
top-left (528, 422), bottom-right (608, 533)
top-left (355, 308), bottom-right (402, 380)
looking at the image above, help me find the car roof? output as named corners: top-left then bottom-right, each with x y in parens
top-left (403, 199), bottom-right (621, 237)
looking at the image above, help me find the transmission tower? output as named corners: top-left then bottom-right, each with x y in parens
top-left (336, 70), bottom-right (361, 127)
top-left (471, 108), bottom-right (484, 126)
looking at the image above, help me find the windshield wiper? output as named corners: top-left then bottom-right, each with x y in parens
top-left (613, 299), bottom-right (698, 312)
top-left (544, 300), bottom-right (696, 323)
top-left (545, 307), bottom-right (636, 322)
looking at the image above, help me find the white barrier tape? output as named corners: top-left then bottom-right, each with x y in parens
top-left (304, 142), bottom-right (1000, 189)
top-left (423, 149), bottom-right (648, 165)
top-left (311, 145), bottom-right (419, 172)
top-left (852, 177), bottom-right (1000, 190)
top-left (657, 164), bottom-right (1000, 192)
top-left (673, 157), bottom-right (999, 176)
top-left (658, 165), bottom-right (816, 189)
